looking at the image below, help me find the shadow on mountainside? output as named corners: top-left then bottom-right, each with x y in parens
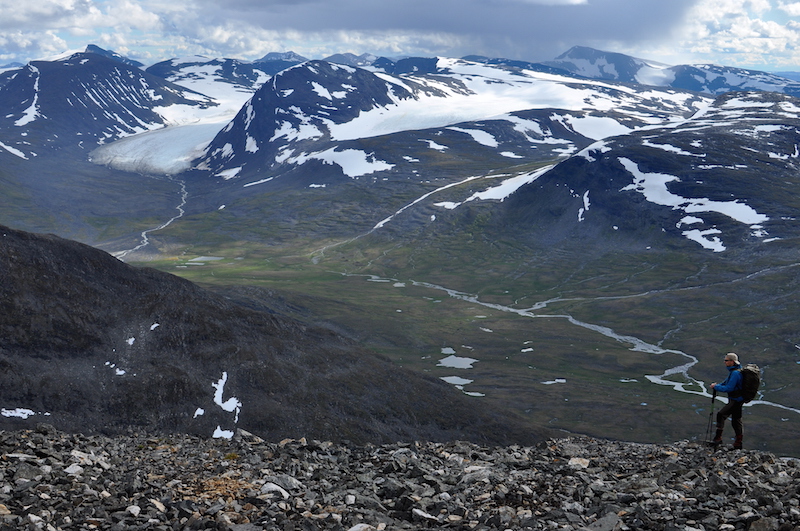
top-left (0, 224), bottom-right (554, 445)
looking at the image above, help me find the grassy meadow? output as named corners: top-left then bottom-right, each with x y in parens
top-left (135, 210), bottom-right (800, 456)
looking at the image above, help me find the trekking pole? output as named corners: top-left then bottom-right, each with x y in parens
top-left (704, 389), bottom-right (717, 445)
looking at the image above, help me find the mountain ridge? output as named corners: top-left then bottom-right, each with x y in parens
top-left (546, 45), bottom-right (800, 96)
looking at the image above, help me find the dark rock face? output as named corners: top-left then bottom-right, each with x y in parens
top-left (0, 224), bottom-right (545, 445)
top-left (0, 54), bottom-right (215, 157)
top-left (1, 425), bottom-right (799, 530)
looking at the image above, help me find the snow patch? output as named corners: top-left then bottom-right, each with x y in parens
top-left (421, 139), bottom-right (448, 151)
top-left (1, 408), bottom-right (36, 419)
top-left (212, 372), bottom-right (242, 422)
top-left (683, 228), bottom-right (726, 252)
top-left (0, 141), bottom-right (28, 159)
top-left (289, 147), bottom-right (393, 177)
top-left (441, 376), bottom-right (473, 386)
top-left (618, 157), bottom-right (769, 251)
top-left (216, 166), bottom-right (242, 180)
top-left (213, 426), bottom-right (234, 439)
top-left (578, 190), bottom-right (590, 222)
top-left (447, 127), bottom-right (499, 147)
top-left (554, 114), bottom-right (631, 140)
top-left (438, 355), bottom-right (479, 369)
top-left (245, 135), bottom-right (259, 153)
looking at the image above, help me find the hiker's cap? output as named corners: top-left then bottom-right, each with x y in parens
top-left (724, 352), bottom-right (739, 363)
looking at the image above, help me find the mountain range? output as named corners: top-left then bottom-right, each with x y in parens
top-left (1, 44), bottom-right (799, 455)
top-left (544, 45), bottom-right (800, 96)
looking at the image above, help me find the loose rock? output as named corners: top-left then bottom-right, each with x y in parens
top-left (1, 425), bottom-right (799, 530)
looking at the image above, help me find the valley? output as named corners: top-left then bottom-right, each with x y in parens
top-left (124, 169), bottom-right (800, 456)
top-left (2, 45), bottom-right (800, 456)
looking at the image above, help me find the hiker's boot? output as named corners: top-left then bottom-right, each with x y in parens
top-left (733, 435), bottom-right (743, 450)
top-left (711, 429), bottom-right (723, 446)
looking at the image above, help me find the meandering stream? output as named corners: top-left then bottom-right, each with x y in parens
top-left (352, 273), bottom-right (800, 416)
top-left (115, 179), bottom-right (187, 260)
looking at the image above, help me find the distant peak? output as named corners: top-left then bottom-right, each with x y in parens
top-left (555, 46), bottom-right (615, 61)
top-left (84, 44), bottom-right (144, 68)
top-left (322, 52), bottom-right (378, 67)
top-left (258, 51), bottom-right (308, 63)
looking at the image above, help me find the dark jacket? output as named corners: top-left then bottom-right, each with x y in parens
top-left (715, 363), bottom-right (744, 402)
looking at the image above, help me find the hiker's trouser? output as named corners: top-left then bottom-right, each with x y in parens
top-left (716, 399), bottom-right (743, 436)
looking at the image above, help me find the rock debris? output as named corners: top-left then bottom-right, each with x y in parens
top-left (1, 424), bottom-right (799, 530)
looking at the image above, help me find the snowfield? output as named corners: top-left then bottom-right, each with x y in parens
top-left (88, 57), bottom-right (709, 176)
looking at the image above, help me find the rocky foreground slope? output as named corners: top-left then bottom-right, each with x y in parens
top-left (1, 425), bottom-right (798, 531)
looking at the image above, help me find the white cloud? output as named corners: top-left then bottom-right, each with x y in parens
top-left (660, 0), bottom-right (800, 69)
top-left (779, 1), bottom-right (800, 16)
top-left (0, 0), bottom-right (93, 26)
top-left (0, 0), bottom-right (798, 72)
top-left (104, 1), bottom-right (161, 30)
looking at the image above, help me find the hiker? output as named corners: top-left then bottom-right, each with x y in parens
top-left (710, 352), bottom-right (744, 449)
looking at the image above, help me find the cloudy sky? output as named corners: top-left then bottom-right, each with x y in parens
top-left (1, 0), bottom-right (800, 72)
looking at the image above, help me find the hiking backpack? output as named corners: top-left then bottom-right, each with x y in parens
top-left (738, 364), bottom-right (761, 403)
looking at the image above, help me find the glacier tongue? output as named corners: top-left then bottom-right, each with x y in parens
top-left (91, 122), bottom-right (226, 175)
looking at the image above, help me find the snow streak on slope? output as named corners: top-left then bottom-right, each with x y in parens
top-left (0, 53), bottom-right (223, 161)
top-left (433, 166), bottom-right (554, 211)
top-left (14, 65), bottom-right (42, 126)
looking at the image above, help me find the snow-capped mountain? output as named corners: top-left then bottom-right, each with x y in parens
top-left (84, 44), bottom-right (144, 68)
top-left (258, 51), bottom-right (309, 63)
top-left (546, 46), bottom-right (800, 96)
top-left (194, 57), bottom-right (708, 181)
top-left (0, 52), bottom-right (216, 160)
top-left (491, 90), bottom-right (800, 253)
top-left (2, 45), bottom-right (799, 249)
top-left (323, 52), bottom-right (379, 67)
top-left (196, 59), bottom-right (451, 178)
top-left (146, 56), bottom-right (282, 98)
